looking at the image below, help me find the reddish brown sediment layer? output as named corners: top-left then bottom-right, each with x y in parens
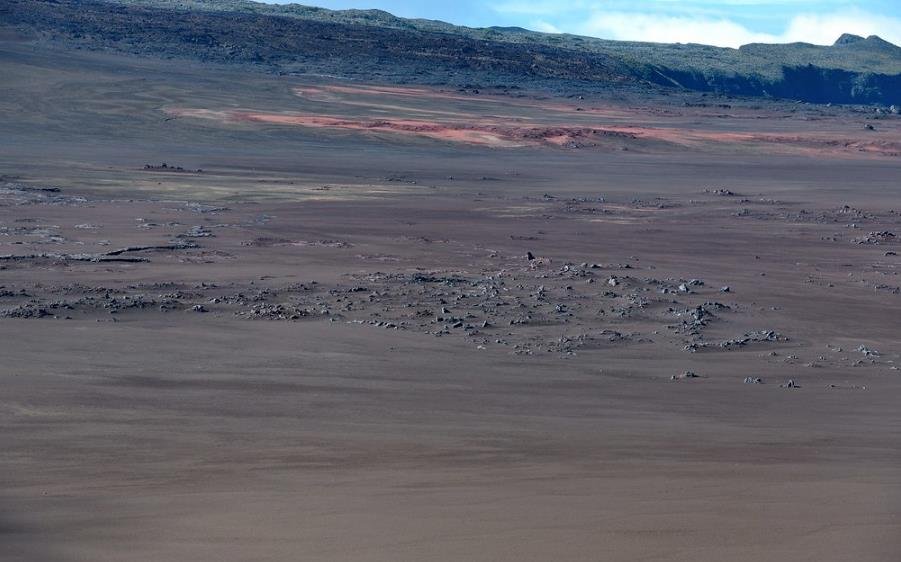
top-left (166, 107), bottom-right (901, 157)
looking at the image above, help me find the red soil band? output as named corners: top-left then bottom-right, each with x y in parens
top-left (165, 107), bottom-right (901, 157)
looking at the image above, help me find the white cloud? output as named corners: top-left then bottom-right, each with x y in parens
top-left (575, 8), bottom-right (901, 47)
top-left (580, 13), bottom-right (774, 47)
top-left (491, 2), bottom-right (901, 48)
top-left (531, 20), bottom-right (562, 33)
top-left (780, 10), bottom-right (901, 46)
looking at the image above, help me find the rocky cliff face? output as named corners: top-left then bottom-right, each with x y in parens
top-left (642, 64), bottom-right (901, 104)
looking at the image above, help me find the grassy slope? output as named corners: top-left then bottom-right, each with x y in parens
top-left (4, 0), bottom-right (900, 103)
top-left (108, 0), bottom-right (901, 78)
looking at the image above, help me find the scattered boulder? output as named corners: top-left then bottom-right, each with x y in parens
top-left (671, 370), bottom-right (700, 381)
top-left (721, 330), bottom-right (786, 349)
top-left (181, 225), bottom-right (214, 238)
top-left (856, 345), bottom-right (879, 357)
top-left (855, 231), bottom-right (895, 245)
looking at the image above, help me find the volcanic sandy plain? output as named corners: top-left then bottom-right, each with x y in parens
top-left (1, 39), bottom-right (901, 561)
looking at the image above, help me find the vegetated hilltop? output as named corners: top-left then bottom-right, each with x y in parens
top-left (3, 0), bottom-right (900, 104)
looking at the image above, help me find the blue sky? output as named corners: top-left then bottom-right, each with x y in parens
top-left (266, 1), bottom-right (901, 48)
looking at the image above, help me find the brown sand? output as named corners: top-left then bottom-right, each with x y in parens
top-left (1, 40), bottom-right (900, 562)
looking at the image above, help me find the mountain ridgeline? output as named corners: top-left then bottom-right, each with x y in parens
top-left (3, 0), bottom-right (900, 104)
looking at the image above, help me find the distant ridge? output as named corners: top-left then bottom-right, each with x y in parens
top-left (835, 33), bottom-right (867, 45)
top-left (3, 0), bottom-right (900, 104)
top-left (834, 33), bottom-right (901, 53)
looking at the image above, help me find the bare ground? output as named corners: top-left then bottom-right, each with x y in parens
top-left (1, 40), bottom-right (900, 561)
